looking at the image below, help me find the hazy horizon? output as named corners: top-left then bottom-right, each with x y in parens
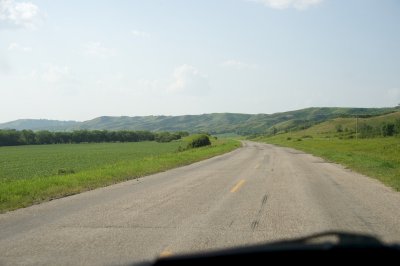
top-left (1, 0), bottom-right (399, 123)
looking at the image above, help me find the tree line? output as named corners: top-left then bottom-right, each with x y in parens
top-left (0, 129), bottom-right (189, 147)
top-left (334, 119), bottom-right (400, 138)
top-left (358, 120), bottom-right (400, 138)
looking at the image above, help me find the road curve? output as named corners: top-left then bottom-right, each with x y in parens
top-left (1, 141), bottom-right (400, 265)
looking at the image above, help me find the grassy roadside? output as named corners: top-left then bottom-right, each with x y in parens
top-left (0, 139), bottom-right (241, 213)
top-left (254, 134), bottom-right (400, 191)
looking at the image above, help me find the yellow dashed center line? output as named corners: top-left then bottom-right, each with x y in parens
top-left (230, 179), bottom-right (246, 193)
top-left (159, 249), bottom-right (173, 258)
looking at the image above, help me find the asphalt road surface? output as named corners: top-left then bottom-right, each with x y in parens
top-left (1, 141), bottom-right (400, 265)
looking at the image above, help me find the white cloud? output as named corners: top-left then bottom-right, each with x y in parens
top-left (0, 0), bottom-right (41, 29)
top-left (250, 0), bottom-right (323, 10)
top-left (131, 29), bottom-right (150, 38)
top-left (83, 42), bottom-right (116, 58)
top-left (220, 59), bottom-right (257, 70)
top-left (168, 64), bottom-right (209, 95)
top-left (8, 42), bottom-right (32, 52)
top-left (40, 64), bottom-right (70, 83)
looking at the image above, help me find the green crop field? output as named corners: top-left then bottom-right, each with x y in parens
top-left (0, 139), bottom-right (241, 213)
top-left (0, 141), bottom-right (181, 181)
top-left (254, 120), bottom-right (400, 191)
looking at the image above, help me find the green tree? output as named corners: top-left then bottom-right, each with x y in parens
top-left (0, 130), bottom-right (22, 146)
top-left (382, 123), bottom-right (395, 137)
top-left (54, 132), bottom-right (71, 144)
top-left (35, 131), bottom-right (54, 144)
top-left (155, 132), bottom-right (179, 143)
top-left (21, 130), bottom-right (36, 144)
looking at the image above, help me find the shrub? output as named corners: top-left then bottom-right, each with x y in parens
top-left (382, 123), bottom-right (395, 137)
top-left (359, 123), bottom-right (376, 138)
top-left (335, 124), bottom-right (343, 132)
top-left (187, 134), bottom-right (211, 148)
top-left (176, 145), bottom-right (188, 152)
top-left (57, 168), bottom-right (75, 175)
top-left (395, 119), bottom-right (400, 135)
top-left (155, 132), bottom-right (181, 143)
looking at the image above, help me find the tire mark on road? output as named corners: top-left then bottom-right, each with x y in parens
top-left (251, 193), bottom-right (268, 231)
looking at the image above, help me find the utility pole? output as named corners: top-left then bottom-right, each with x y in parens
top-left (355, 115), bottom-right (358, 140)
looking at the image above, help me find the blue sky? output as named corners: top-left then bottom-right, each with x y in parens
top-left (1, 0), bottom-right (399, 122)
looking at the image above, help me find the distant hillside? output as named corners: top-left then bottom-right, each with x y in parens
top-left (0, 107), bottom-right (398, 135)
top-left (0, 119), bottom-right (79, 131)
top-left (281, 110), bottom-right (400, 138)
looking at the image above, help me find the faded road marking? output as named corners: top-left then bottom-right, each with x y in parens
top-left (230, 179), bottom-right (246, 193)
top-left (159, 249), bottom-right (173, 258)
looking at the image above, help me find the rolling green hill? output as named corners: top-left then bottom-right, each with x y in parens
top-left (0, 119), bottom-right (79, 131)
top-left (1, 107), bottom-right (398, 135)
top-left (270, 110), bottom-right (400, 139)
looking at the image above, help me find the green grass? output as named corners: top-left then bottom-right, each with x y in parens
top-left (0, 139), bottom-right (241, 213)
top-left (0, 142), bottom-right (182, 181)
top-left (288, 111), bottom-right (400, 138)
top-left (212, 133), bottom-right (242, 139)
top-left (254, 133), bottom-right (400, 191)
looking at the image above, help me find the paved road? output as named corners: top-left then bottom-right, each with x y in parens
top-left (1, 141), bottom-right (400, 265)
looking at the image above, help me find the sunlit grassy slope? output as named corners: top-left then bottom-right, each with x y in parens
top-left (254, 112), bottom-right (400, 191)
top-left (292, 111), bottom-right (400, 137)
